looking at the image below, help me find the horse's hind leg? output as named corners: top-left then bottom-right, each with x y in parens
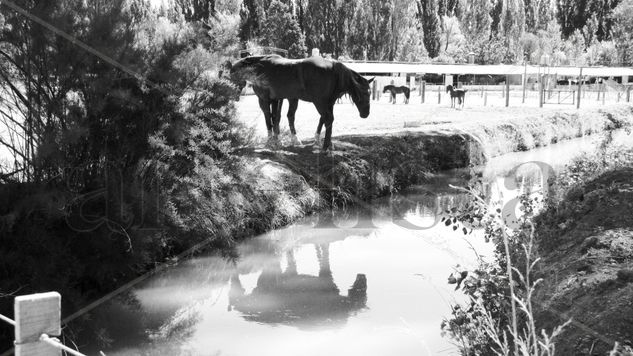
top-left (314, 116), bottom-right (324, 148)
top-left (287, 99), bottom-right (302, 146)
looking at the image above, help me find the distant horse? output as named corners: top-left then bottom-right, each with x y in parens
top-left (383, 85), bottom-right (410, 104)
top-left (224, 60), bottom-right (302, 146)
top-left (231, 54), bottom-right (374, 153)
top-left (446, 85), bottom-right (467, 108)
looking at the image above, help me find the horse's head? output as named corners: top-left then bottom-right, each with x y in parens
top-left (382, 86), bottom-right (389, 94)
top-left (350, 74), bottom-right (374, 118)
top-left (446, 85), bottom-right (453, 93)
top-left (227, 58), bottom-right (255, 100)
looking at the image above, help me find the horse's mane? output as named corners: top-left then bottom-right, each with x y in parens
top-left (333, 62), bottom-right (364, 101)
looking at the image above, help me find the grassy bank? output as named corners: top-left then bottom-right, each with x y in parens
top-left (532, 141), bottom-right (633, 355)
top-left (464, 105), bottom-right (633, 158)
top-left (441, 131), bottom-right (633, 356)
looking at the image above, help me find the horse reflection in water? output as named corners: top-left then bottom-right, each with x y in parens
top-left (228, 243), bottom-right (367, 328)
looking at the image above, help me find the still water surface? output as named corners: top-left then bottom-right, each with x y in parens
top-left (100, 132), bottom-right (631, 356)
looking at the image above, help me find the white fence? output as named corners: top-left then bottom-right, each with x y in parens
top-left (0, 292), bottom-right (88, 356)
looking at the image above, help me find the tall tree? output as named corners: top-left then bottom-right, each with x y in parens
top-left (391, 0), bottom-right (424, 61)
top-left (556, 0), bottom-right (621, 40)
top-left (175, 0), bottom-right (215, 21)
top-left (459, 0), bottom-right (493, 43)
top-left (417, 0), bottom-right (442, 57)
top-left (238, 0), bottom-right (265, 43)
top-left (260, 0), bottom-right (307, 57)
top-left (500, 0), bottom-right (526, 61)
top-left (612, 0), bottom-right (633, 64)
top-left (525, 0), bottom-right (552, 31)
top-left (303, 0), bottom-right (340, 55)
top-left (490, 0), bottom-right (504, 35)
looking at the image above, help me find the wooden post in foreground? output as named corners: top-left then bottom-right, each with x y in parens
top-left (15, 292), bottom-right (61, 356)
top-left (577, 68), bottom-right (582, 109)
top-left (421, 81), bottom-right (426, 103)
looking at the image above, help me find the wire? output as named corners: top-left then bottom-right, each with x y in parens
top-left (0, 314), bottom-right (15, 326)
top-left (39, 334), bottom-right (87, 356)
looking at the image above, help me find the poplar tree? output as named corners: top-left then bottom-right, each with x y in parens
top-left (260, 0), bottom-right (307, 57)
top-left (417, 0), bottom-right (442, 57)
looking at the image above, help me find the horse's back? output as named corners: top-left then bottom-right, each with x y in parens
top-left (236, 55), bottom-right (343, 101)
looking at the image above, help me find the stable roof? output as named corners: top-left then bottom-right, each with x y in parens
top-left (341, 61), bottom-right (633, 77)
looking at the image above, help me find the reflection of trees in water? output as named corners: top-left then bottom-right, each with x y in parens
top-left (389, 190), bottom-right (473, 222)
top-left (229, 243), bottom-right (367, 329)
top-left (77, 291), bottom-right (149, 353)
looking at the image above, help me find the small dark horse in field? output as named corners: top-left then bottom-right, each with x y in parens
top-left (446, 85), bottom-right (467, 109)
top-left (383, 85), bottom-right (410, 104)
top-left (230, 54), bottom-right (374, 153)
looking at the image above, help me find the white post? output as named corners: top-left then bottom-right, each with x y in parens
top-left (311, 48), bottom-right (320, 57)
top-left (15, 292), bottom-right (61, 356)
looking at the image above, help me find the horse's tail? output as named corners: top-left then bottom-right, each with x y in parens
top-left (404, 87), bottom-right (410, 99)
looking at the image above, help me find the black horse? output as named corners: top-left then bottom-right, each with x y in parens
top-left (446, 85), bottom-right (467, 108)
top-left (230, 54), bottom-right (374, 153)
top-left (223, 60), bottom-right (302, 146)
top-left (383, 85), bottom-right (410, 104)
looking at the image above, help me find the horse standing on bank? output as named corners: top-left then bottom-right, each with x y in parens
top-left (383, 85), bottom-right (410, 104)
top-left (223, 60), bottom-right (302, 146)
top-left (230, 54), bottom-right (374, 153)
top-left (446, 85), bottom-right (467, 109)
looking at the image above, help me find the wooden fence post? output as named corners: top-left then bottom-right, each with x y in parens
top-left (371, 80), bottom-right (378, 101)
top-left (438, 85), bottom-right (441, 104)
top-left (627, 86), bottom-right (631, 102)
top-left (15, 292), bottom-right (61, 356)
top-left (577, 68), bottom-right (582, 109)
top-left (539, 74), bottom-right (544, 108)
top-left (484, 92), bottom-right (488, 106)
top-left (421, 81), bottom-right (426, 103)
top-left (505, 76), bottom-right (510, 107)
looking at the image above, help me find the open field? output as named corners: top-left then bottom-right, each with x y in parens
top-left (236, 92), bottom-right (633, 157)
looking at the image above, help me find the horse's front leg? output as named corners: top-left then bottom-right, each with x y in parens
top-left (271, 99), bottom-right (282, 137)
top-left (258, 97), bottom-right (275, 143)
top-left (322, 109), bottom-right (334, 154)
